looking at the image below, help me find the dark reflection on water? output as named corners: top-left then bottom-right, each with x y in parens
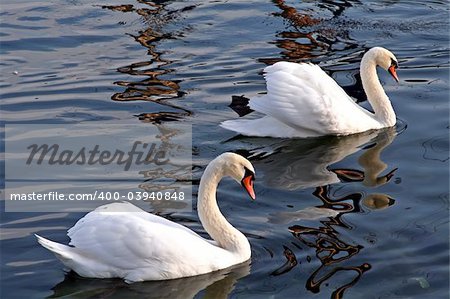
top-left (48, 261), bottom-right (250, 299)
top-left (270, 245), bottom-right (298, 276)
top-left (103, 2), bottom-right (192, 123)
top-left (289, 185), bottom-right (385, 299)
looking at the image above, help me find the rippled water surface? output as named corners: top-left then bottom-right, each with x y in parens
top-left (1, 0), bottom-right (449, 298)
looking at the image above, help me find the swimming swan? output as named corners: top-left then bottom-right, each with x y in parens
top-left (221, 47), bottom-right (399, 138)
top-left (36, 152), bottom-right (256, 283)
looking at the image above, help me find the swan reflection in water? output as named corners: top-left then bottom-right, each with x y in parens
top-left (246, 126), bottom-right (398, 191)
top-left (263, 126), bottom-right (398, 225)
top-left (48, 260), bottom-right (250, 299)
top-left (257, 127), bottom-right (398, 298)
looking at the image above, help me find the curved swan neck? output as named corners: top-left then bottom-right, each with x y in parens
top-left (358, 128), bottom-right (396, 187)
top-left (360, 52), bottom-right (396, 126)
top-left (197, 160), bottom-right (250, 254)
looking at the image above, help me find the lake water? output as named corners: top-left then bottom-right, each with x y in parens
top-left (1, 0), bottom-right (449, 298)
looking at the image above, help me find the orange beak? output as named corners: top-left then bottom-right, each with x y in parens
top-left (241, 174), bottom-right (256, 200)
top-left (388, 65), bottom-right (399, 83)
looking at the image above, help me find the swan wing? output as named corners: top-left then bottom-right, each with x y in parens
top-left (68, 202), bottom-right (199, 240)
top-left (249, 62), bottom-right (375, 135)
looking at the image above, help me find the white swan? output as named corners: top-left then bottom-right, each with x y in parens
top-left (221, 47), bottom-right (399, 138)
top-left (36, 152), bottom-right (256, 283)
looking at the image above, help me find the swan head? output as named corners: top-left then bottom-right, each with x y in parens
top-left (217, 152), bottom-right (256, 200)
top-left (367, 47), bottom-right (399, 82)
top-left (362, 194), bottom-right (395, 210)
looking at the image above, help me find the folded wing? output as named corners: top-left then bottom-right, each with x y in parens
top-left (249, 62), bottom-right (373, 135)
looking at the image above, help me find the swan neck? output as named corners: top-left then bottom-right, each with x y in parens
top-left (197, 161), bottom-right (250, 254)
top-left (360, 55), bottom-right (396, 126)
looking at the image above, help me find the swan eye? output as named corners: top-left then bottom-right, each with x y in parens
top-left (390, 58), bottom-right (398, 69)
top-left (242, 167), bottom-right (255, 181)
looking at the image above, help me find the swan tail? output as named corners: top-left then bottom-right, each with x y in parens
top-left (220, 116), bottom-right (299, 138)
top-left (36, 234), bottom-right (117, 278)
top-left (35, 234), bottom-right (76, 264)
top-left (221, 119), bottom-right (247, 134)
top-left (221, 117), bottom-right (319, 138)
top-left (221, 118), bottom-right (271, 137)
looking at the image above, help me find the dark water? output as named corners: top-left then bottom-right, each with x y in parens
top-left (1, 0), bottom-right (449, 298)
